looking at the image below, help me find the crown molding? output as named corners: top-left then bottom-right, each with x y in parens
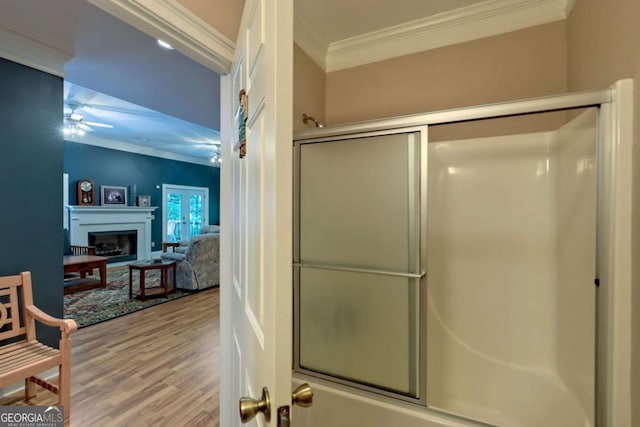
top-left (66, 135), bottom-right (218, 167)
top-left (0, 28), bottom-right (71, 76)
top-left (88, 0), bottom-right (234, 74)
top-left (295, 0), bottom-right (573, 73)
top-left (327, 0), bottom-right (570, 72)
top-left (294, 6), bottom-right (329, 71)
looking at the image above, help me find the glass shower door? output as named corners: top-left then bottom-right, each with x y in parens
top-left (295, 131), bottom-right (422, 398)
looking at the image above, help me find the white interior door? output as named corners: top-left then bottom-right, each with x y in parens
top-left (220, 0), bottom-right (294, 425)
top-left (162, 184), bottom-right (209, 242)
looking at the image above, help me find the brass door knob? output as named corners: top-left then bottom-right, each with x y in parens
top-left (292, 383), bottom-right (313, 408)
top-left (239, 387), bottom-right (271, 423)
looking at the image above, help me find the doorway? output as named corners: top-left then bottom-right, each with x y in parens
top-left (162, 184), bottom-right (209, 243)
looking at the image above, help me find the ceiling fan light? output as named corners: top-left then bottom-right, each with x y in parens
top-left (157, 39), bottom-right (174, 50)
top-left (63, 121), bottom-right (86, 137)
top-left (70, 112), bottom-right (83, 121)
top-left (211, 153), bottom-right (222, 165)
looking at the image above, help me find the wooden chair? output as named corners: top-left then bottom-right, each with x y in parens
top-left (64, 245), bottom-right (96, 281)
top-left (70, 245), bottom-right (95, 256)
top-left (0, 271), bottom-right (77, 422)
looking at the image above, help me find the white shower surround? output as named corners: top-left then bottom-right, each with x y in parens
top-left (292, 80), bottom-right (633, 427)
top-left (425, 110), bottom-right (596, 426)
top-left (67, 205), bottom-right (157, 261)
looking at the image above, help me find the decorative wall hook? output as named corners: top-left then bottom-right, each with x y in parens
top-left (237, 89), bottom-right (248, 159)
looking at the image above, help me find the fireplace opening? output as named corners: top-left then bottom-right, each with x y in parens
top-left (88, 230), bottom-right (137, 263)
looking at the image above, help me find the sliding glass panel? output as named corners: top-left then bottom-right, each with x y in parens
top-left (296, 131), bottom-right (422, 399)
top-left (299, 132), bottom-right (419, 273)
top-left (299, 267), bottom-right (419, 397)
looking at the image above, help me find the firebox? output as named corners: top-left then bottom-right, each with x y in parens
top-left (88, 230), bottom-right (137, 263)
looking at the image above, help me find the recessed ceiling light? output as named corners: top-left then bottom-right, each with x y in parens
top-left (157, 39), bottom-right (174, 50)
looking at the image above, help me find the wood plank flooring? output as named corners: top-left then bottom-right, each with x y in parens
top-left (0, 288), bottom-right (220, 426)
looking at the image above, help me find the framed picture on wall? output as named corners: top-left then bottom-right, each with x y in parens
top-left (137, 195), bottom-right (151, 207)
top-left (101, 186), bottom-right (127, 206)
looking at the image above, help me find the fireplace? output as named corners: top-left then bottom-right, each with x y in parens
top-left (67, 206), bottom-right (157, 262)
top-left (88, 230), bottom-right (137, 263)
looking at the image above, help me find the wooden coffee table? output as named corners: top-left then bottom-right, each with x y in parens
top-left (63, 255), bottom-right (108, 294)
top-left (128, 260), bottom-right (177, 301)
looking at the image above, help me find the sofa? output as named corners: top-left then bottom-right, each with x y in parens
top-left (160, 225), bottom-right (220, 290)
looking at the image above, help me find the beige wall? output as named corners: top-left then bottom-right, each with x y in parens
top-left (177, 0), bottom-right (244, 42)
top-left (294, 43), bottom-right (326, 132)
top-left (567, 0), bottom-right (640, 424)
top-left (325, 22), bottom-right (567, 125)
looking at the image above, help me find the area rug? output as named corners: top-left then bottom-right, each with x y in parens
top-left (64, 266), bottom-right (193, 328)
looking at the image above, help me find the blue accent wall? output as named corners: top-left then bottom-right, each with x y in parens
top-left (63, 142), bottom-right (220, 251)
top-left (0, 59), bottom-right (63, 348)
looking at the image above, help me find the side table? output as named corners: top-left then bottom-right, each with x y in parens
top-left (162, 242), bottom-right (181, 253)
top-left (128, 260), bottom-right (177, 301)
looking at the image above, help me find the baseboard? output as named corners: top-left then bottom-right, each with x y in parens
top-left (0, 368), bottom-right (58, 399)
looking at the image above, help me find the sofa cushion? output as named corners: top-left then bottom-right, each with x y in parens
top-left (160, 232), bottom-right (219, 290)
top-left (160, 252), bottom-right (185, 261)
top-left (201, 225), bottom-right (220, 234)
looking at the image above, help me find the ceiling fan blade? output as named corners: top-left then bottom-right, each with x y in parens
top-left (84, 121), bottom-right (113, 128)
top-left (77, 123), bottom-right (93, 132)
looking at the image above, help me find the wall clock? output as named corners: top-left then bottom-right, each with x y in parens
top-left (76, 179), bottom-right (95, 205)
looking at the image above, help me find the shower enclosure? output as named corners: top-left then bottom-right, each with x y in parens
top-left (293, 81), bottom-right (633, 426)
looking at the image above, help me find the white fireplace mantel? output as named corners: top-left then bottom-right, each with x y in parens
top-left (67, 205), bottom-right (157, 261)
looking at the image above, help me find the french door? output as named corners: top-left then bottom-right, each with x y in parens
top-left (161, 184), bottom-right (209, 242)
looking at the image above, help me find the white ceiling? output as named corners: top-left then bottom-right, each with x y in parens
top-left (64, 82), bottom-right (220, 162)
top-left (0, 0), bottom-right (221, 165)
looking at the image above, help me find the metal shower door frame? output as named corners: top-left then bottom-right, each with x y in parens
top-left (292, 79), bottom-right (633, 426)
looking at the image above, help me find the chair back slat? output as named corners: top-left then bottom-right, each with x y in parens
top-left (0, 273), bottom-right (30, 342)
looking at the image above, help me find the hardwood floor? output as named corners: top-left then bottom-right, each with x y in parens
top-left (0, 288), bottom-right (220, 426)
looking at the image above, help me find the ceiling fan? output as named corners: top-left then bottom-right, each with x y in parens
top-left (63, 104), bottom-right (113, 136)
